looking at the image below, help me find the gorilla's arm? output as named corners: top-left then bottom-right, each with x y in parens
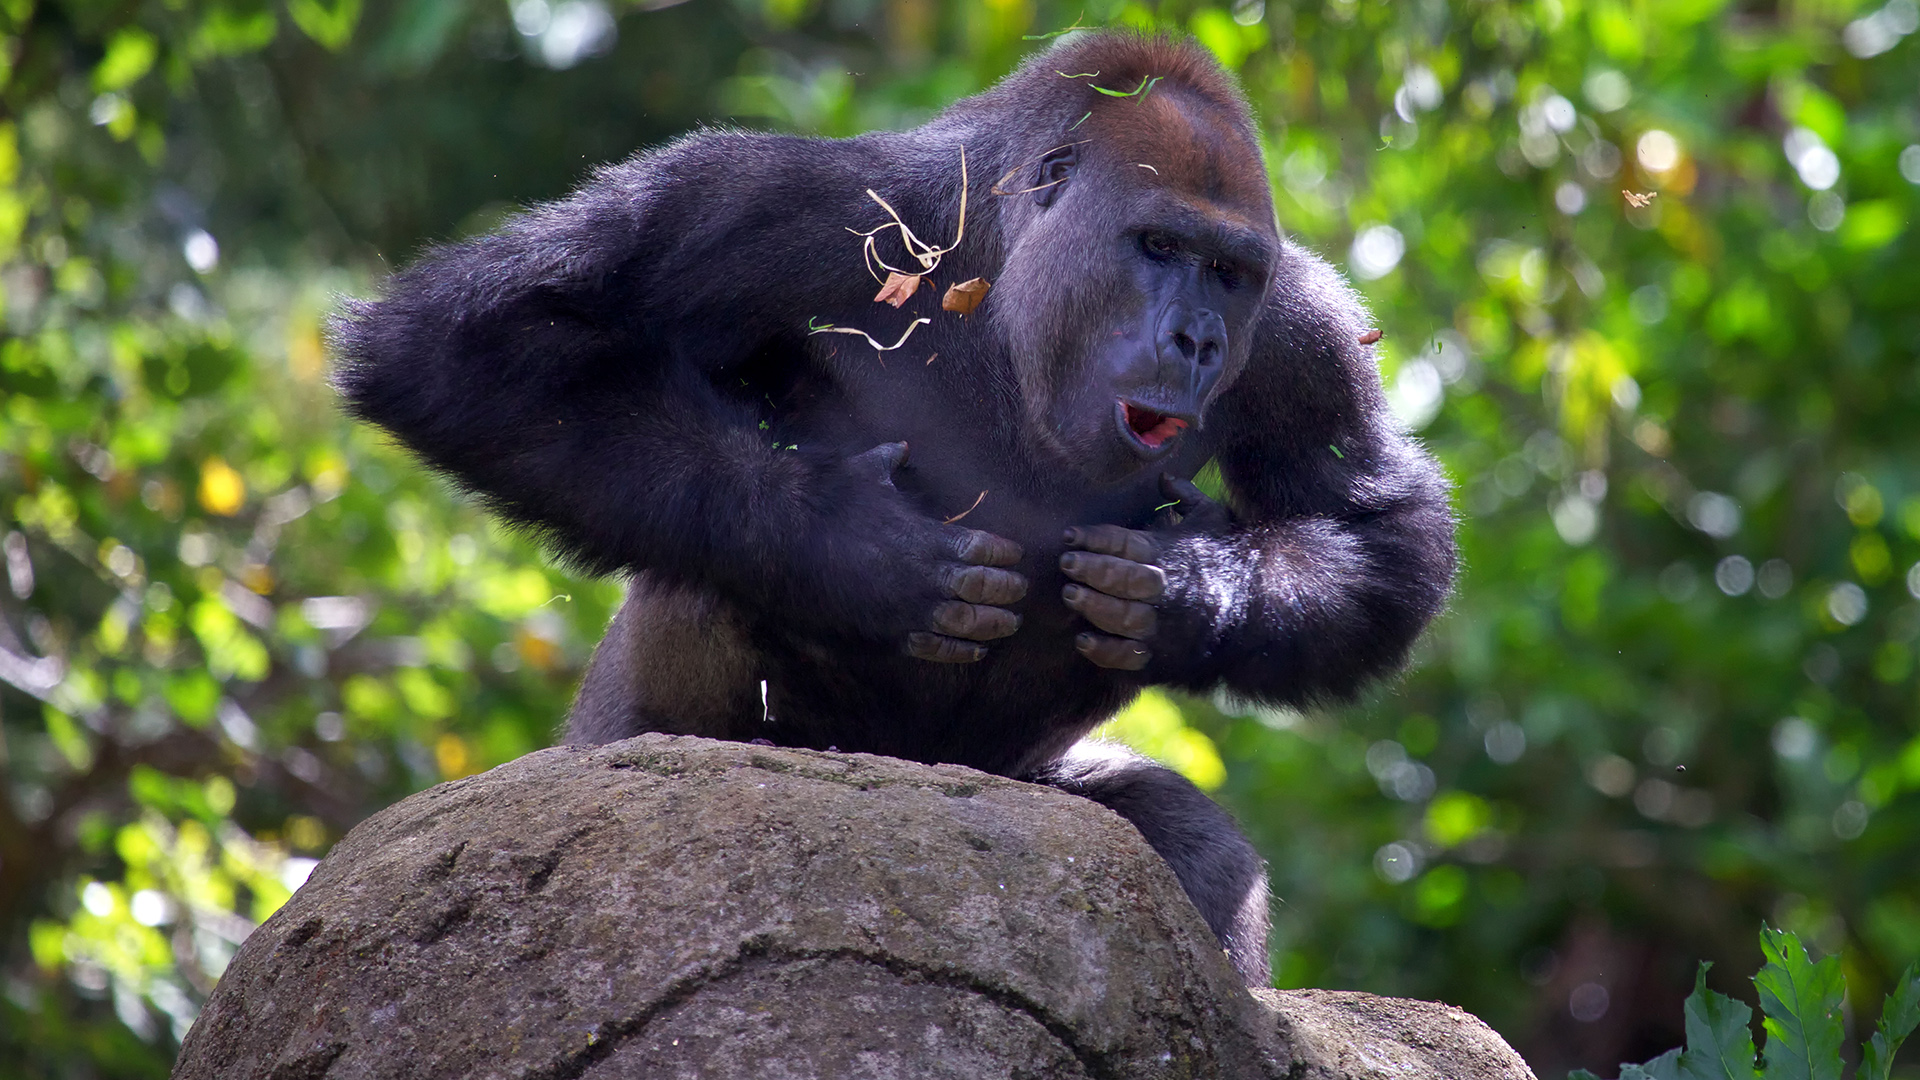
top-left (331, 137), bottom-right (1023, 650)
top-left (1065, 244), bottom-right (1456, 705)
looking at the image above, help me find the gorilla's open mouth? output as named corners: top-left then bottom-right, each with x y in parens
top-left (1117, 400), bottom-right (1192, 454)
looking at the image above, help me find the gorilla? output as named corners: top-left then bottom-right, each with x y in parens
top-left (332, 32), bottom-right (1456, 986)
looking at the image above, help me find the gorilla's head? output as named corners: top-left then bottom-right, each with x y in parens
top-left (987, 38), bottom-right (1280, 482)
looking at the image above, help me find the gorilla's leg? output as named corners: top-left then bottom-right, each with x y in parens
top-left (1032, 741), bottom-right (1271, 986)
top-left (565, 572), bottom-right (764, 745)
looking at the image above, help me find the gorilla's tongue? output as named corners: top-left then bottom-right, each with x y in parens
top-left (1126, 403), bottom-right (1190, 449)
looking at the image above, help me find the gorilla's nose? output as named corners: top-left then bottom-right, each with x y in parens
top-left (1157, 303), bottom-right (1227, 392)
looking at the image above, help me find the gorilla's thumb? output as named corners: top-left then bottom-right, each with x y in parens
top-left (848, 441), bottom-right (910, 486)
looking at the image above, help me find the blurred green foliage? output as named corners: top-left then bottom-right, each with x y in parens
top-left (2, 0), bottom-right (1917, 1075)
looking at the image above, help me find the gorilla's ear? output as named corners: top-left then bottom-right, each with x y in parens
top-left (1034, 143), bottom-right (1078, 208)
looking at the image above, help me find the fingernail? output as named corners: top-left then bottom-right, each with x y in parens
top-left (1062, 528), bottom-right (1079, 544)
top-left (1060, 553), bottom-right (1078, 570)
top-left (1063, 584), bottom-right (1082, 601)
top-left (1075, 633), bottom-right (1093, 650)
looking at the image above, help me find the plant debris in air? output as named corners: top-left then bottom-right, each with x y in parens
top-left (991, 140), bottom-right (1093, 197)
top-left (808, 314), bottom-right (932, 353)
top-left (874, 272), bottom-right (922, 307)
top-left (1623, 190), bottom-right (1658, 208)
top-left (1060, 72), bottom-right (1163, 101)
top-left (1022, 14), bottom-right (1086, 39)
top-left (849, 147), bottom-right (969, 284)
top-left (1358, 329), bottom-right (1383, 345)
top-left (944, 490), bottom-right (988, 524)
top-left (943, 278), bottom-right (991, 316)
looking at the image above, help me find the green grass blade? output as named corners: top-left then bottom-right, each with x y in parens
top-left (1753, 927), bottom-right (1844, 1080)
top-left (1861, 962), bottom-right (1920, 1080)
top-left (1681, 963), bottom-right (1762, 1080)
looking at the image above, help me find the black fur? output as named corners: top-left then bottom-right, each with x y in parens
top-left (332, 33), bottom-right (1456, 988)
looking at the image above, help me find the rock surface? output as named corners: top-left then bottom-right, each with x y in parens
top-left (174, 734), bottom-right (1534, 1079)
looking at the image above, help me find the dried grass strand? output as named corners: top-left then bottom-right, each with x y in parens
top-left (943, 490), bottom-right (988, 524)
top-left (990, 141), bottom-right (1093, 198)
top-left (808, 317), bottom-right (932, 353)
top-left (846, 146), bottom-right (970, 283)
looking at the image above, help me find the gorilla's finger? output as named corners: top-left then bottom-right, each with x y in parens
top-left (931, 601), bottom-right (1021, 641)
top-left (847, 441), bottom-right (909, 485)
top-left (907, 632), bottom-right (988, 663)
top-left (1062, 584), bottom-right (1157, 639)
top-left (1058, 551), bottom-right (1165, 602)
top-left (952, 529), bottom-right (1024, 567)
top-left (1062, 524), bottom-right (1158, 564)
top-left (1075, 632), bottom-right (1151, 670)
top-left (943, 565), bottom-right (1029, 605)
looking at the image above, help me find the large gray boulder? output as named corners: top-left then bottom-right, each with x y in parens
top-left (174, 734), bottom-right (1534, 1079)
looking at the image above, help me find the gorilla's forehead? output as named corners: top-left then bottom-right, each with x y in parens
top-left (1085, 87), bottom-right (1272, 227)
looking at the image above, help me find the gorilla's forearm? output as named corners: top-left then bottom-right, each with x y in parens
top-left (1152, 481), bottom-right (1455, 706)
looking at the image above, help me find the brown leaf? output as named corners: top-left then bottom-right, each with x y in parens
top-left (1357, 329), bottom-right (1383, 345)
top-left (874, 272), bottom-right (922, 308)
top-left (943, 277), bottom-right (991, 316)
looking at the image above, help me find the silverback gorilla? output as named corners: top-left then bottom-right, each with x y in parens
top-left (332, 33), bottom-right (1455, 986)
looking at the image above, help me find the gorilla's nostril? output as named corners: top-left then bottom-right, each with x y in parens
top-left (1171, 331), bottom-right (1198, 362)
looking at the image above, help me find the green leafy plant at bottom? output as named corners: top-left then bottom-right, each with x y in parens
top-left (1572, 926), bottom-right (1920, 1080)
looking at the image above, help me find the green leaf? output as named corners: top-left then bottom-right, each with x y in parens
top-left (289, 0), bottom-right (363, 51)
top-left (1753, 927), bottom-right (1844, 1080)
top-left (92, 28), bottom-right (158, 92)
top-left (1839, 201), bottom-right (1907, 253)
top-left (1624, 1048), bottom-right (1685, 1080)
top-left (1680, 963), bottom-right (1761, 1080)
top-left (1861, 962), bottom-right (1920, 1080)
top-left (1570, 1071), bottom-right (1607, 1080)
top-left (193, 7), bottom-right (279, 57)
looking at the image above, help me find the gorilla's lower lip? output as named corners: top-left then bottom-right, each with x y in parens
top-left (1117, 400), bottom-right (1192, 455)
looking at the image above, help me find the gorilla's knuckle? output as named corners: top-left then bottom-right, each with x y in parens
top-left (984, 569), bottom-right (1029, 604)
top-left (1132, 565), bottom-right (1167, 601)
top-left (933, 601), bottom-right (1019, 641)
top-left (1124, 532), bottom-right (1159, 564)
top-left (1089, 526), bottom-right (1130, 555)
top-left (945, 566), bottom-right (984, 602)
top-left (956, 530), bottom-right (1021, 567)
top-left (1123, 605), bottom-right (1157, 638)
top-left (908, 631), bottom-right (985, 664)
top-left (931, 601), bottom-right (975, 635)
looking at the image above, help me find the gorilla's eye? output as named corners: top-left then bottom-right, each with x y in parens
top-left (1140, 233), bottom-right (1181, 261)
top-left (1212, 260), bottom-right (1244, 291)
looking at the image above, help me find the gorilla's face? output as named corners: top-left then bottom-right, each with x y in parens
top-left (995, 89), bottom-right (1279, 483)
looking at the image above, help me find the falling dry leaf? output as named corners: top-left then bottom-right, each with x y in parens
top-left (1623, 190), bottom-right (1657, 208)
top-left (1357, 329), bottom-right (1383, 345)
top-left (874, 272), bottom-right (921, 307)
top-left (944, 277), bottom-right (991, 316)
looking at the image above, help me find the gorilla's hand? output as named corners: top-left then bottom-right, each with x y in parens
top-left (844, 443), bottom-right (1028, 664)
top-left (906, 526), bottom-right (1028, 663)
top-left (1059, 523), bottom-right (1162, 670)
top-left (1060, 474), bottom-right (1229, 670)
